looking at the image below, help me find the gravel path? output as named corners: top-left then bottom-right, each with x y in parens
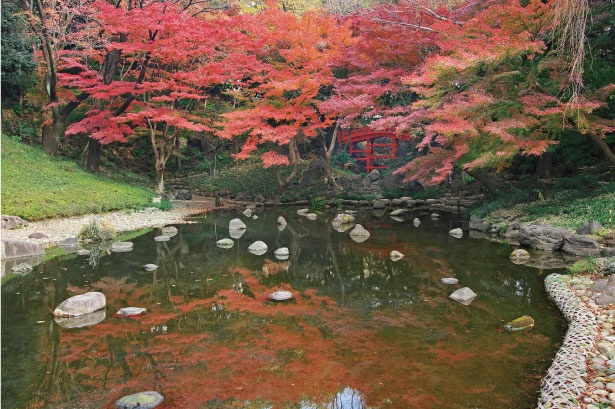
top-left (1, 197), bottom-right (216, 248)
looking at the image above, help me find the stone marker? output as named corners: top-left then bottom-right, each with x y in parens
top-left (53, 292), bottom-right (106, 317)
top-left (449, 287), bottom-right (477, 306)
top-left (115, 391), bottom-right (164, 409)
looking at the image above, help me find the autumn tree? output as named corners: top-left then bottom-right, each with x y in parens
top-left (347, 0), bottom-right (615, 190)
top-left (216, 6), bottom-right (353, 190)
top-left (60, 0), bottom-right (262, 192)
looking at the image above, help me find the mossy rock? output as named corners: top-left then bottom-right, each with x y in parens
top-left (504, 315), bottom-right (535, 332)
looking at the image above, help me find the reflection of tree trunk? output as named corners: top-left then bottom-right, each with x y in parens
top-left (285, 224), bottom-right (302, 271)
top-left (325, 224), bottom-right (346, 303)
top-left (106, 335), bottom-right (132, 380)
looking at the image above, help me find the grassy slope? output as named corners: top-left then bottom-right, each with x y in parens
top-left (1, 136), bottom-right (154, 221)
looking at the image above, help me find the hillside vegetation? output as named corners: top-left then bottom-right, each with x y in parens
top-left (1, 136), bottom-right (154, 221)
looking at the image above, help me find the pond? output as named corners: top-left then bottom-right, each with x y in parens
top-left (1, 208), bottom-right (566, 409)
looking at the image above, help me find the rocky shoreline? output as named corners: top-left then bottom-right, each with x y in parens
top-left (1, 198), bottom-right (614, 408)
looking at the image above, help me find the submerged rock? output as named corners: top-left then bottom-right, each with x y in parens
top-left (504, 315), bottom-right (535, 332)
top-left (115, 391), bottom-right (164, 409)
top-left (111, 242), bottom-right (134, 252)
top-left (53, 292), bottom-right (106, 317)
top-left (449, 287), bottom-right (477, 306)
top-left (248, 241), bottom-right (268, 255)
top-left (510, 249), bottom-right (531, 264)
top-left (216, 238), bottom-right (234, 249)
top-left (390, 250), bottom-right (404, 261)
top-left (54, 309), bottom-right (106, 328)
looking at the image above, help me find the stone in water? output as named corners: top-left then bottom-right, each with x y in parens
top-left (449, 228), bottom-right (463, 238)
top-left (274, 247), bottom-right (290, 260)
top-left (216, 238), bottom-right (234, 249)
top-left (143, 264), bottom-right (159, 271)
top-left (115, 391), bottom-right (164, 409)
top-left (162, 226), bottom-right (178, 237)
top-left (277, 216), bottom-right (287, 226)
top-left (268, 291), bottom-right (293, 301)
top-left (115, 307), bottom-right (147, 317)
top-left (306, 213), bottom-right (318, 220)
top-left (154, 235), bottom-right (170, 242)
top-left (449, 287), bottom-right (477, 306)
top-left (510, 249), bottom-right (531, 264)
top-left (504, 315), bottom-right (535, 332)
top-left (441, 277), bottom-right (459, 285)
top-left (248, 241), bottom-right (268, 255)
top-left (390, 250), bottom-right (404, 261)
top-left (111, 242), bottom-right (134, 252)
top-left (53, 291), bottom-right (106, 317)
top-left (229, 218), bottom-right (247, 230)
top-left (297, 208), bottom-right (310, 216)
top-left (413, 218), bottom-right (421, 227)
top-left (54, 309), bottom-right (106, 328)
top-left (243, 208), bottom-right (252, 218)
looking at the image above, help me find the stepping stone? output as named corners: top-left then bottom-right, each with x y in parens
top-left (154, 235), bottom-right (170, 242)
top-left (216, 238), bottom-right (234, 249)
top-left (441, 277), bottom-right (459, 285)
top-left (390, 250), bottom-right (404, 261)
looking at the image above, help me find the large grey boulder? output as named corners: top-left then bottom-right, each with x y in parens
top-left (562, 235), bottom-right (601, 257)
top-left (229, 218), bottom-right (247, 230)
top-left (517, 224), bottom-right (572, 251)
top-left (53, 292), bottom-right (106, 317)
top-left (595, 276), bottom-right (615, 306)
top-left (449, 287), bottom-right (477, 305)
top-left (1, 215), bottom-right (28, 230)
top-left (176, 189), bottom-right (192, 200)
top-left (367, 169), bottom-right (381, 182)
top-left (469, 216), bottom-right (490, 232)
top-left (576, 221), bottom-right (604, 235)
top-left (1, 239), bottom-right (45, 260)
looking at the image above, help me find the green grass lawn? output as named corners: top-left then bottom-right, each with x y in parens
top-left (1, 135), bottom-right (154, 221)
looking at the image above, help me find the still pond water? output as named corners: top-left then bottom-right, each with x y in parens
top-left (1, 208), bottom-right (566, 409)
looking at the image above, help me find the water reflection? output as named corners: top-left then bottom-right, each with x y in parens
top-left (1, 209), bottom-right (566, 409)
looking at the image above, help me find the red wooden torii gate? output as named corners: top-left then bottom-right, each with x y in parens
top-left (337, 128), bottom-right (409, 173)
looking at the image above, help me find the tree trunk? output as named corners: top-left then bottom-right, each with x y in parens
top-left (323, 123), bottom-right (339, 184)
top-left (588, 132), bottom-right (615, 166)
top-left (87, 140), bottom-right (102, 172)
top-left (155, 165), bottom-right (165, 195)
top-left (276, 137), bottom-right (300, 190)
top-left (465, 169), bottom-right (500, 194)
top-left (42, 106), bottom-right (64, 156)
top-left (536, 152), bottom-right (553, 179)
